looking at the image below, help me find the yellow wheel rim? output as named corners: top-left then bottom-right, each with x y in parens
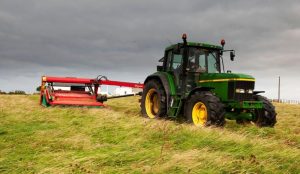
top-left (192, 102), bottom-right (208, 126)
top-left (145, 88), bottom-right (160, 118)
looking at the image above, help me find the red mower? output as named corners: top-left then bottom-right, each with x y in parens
top-left (40, 75), bottom-right (144, 107)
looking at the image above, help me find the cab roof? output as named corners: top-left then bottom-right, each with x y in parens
top-left (165, 42), bottom-right (222, 51)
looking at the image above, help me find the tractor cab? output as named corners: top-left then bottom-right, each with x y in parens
top-left (160, 45), bottom-right (222, 73)
top-left (158, 34), bottom-right (225, 95)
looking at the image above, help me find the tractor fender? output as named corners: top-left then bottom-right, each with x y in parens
top-left (144, 74), bottom-right (172, 111)
top-left (187, 87), bottom-right (214, 99)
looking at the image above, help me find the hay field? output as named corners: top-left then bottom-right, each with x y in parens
top-left (0, 95), bottom-right (299, 173)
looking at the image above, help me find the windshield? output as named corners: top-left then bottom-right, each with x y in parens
top-left (188, 47), bottom-right (220, 73)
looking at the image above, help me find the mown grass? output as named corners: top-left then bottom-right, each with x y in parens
top-left (0, 95), bottom-right (299, 174)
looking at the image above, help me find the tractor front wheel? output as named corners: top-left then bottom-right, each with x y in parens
top-left (184, 91), bottom-right (225, 127)
top-left (141, 80), bottom-right (167, 118)
top-left (253, 95), bottom-right (277, 127)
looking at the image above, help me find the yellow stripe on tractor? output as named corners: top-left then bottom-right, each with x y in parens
top-left (199, 78), bottom-right (255, 83)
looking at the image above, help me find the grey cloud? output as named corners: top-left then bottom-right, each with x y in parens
top-left (0, 0), bottom-right (299, 99)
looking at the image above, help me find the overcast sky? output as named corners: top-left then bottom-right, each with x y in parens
top-left (0, 0), bottom-right (299, 100)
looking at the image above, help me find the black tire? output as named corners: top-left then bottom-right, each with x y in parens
top-left (141, 79), bottom-right (167, 118)
top-left (253, 95), bottom-right (277, 127)
top-left (184, 91), bottom-right (225, 127)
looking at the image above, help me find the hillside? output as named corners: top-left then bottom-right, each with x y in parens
top-left (0, 95), bottom-right (299, 173)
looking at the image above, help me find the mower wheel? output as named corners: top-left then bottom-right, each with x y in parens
top-left (253, 95), bottom-right (277, 127)
top-left (141, 80), bottom-right (167, 118)
top-left (184, 91), bottom-right (225, 127)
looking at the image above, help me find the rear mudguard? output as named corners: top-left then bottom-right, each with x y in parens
top-left (144, 72), bottom-right (176, 112)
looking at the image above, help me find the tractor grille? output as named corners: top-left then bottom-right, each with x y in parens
top-left (228, 81), bottom-right (254, 101)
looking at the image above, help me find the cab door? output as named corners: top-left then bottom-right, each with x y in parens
top-left (186, 48), bottom-right (207, 91)
top-left (166, 49), bottom-right (184, 92)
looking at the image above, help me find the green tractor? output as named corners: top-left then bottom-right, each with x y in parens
top-left (141, 34), bottom-right (276, 127)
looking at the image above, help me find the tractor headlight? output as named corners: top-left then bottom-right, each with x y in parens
top-left (235, 88), bottom-right (245, 93)
top-left (247, 89), bottom-right (253, 94)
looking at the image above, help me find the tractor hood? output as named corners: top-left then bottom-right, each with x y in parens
top-left (199, 73), bottom-right (255, 83)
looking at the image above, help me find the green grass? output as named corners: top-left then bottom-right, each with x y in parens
top-left (0, 95), bottom-right (299, 173)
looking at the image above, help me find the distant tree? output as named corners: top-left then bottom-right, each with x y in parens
top-left (0, 90), bottom-right (6, 94)
top-left (8, 90), bottom-right (26, 95)
top-left (15, 90), bottom-right (26, 95)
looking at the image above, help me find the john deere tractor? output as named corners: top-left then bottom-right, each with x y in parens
top-left (141, 34), bottom-right (276, 127)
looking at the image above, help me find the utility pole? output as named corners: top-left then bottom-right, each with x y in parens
top-left (278, 76), bottom-right (281, 103)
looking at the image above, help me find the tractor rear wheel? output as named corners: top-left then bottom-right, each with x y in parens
top-left (253, 95), bottom-right (277, 127)
top-left (141, 80), bottom-right (167, 118)
top-left (184, 91), bottom-right (225, 127)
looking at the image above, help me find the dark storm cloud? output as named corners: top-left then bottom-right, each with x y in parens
top-left (0, 0), bottom-right (299, 99)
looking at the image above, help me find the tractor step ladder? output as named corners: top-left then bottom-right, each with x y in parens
top-left (168, 95), bottom-right (182, 118)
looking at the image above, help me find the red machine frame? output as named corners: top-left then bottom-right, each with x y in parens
top-left (40, 76), bottom-right (144, 107)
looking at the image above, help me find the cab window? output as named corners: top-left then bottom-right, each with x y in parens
top-left (172, 54), bottom-right (183, 70)
top-left (207, 51), bottom-right (219, 73)
top-left (188, 48), bottom-right (207, 72)
top-left (167, 49), bottom-right (183, 71)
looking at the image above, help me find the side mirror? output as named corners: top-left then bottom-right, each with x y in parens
top-left (230, 51), bottom-right (235, 61)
